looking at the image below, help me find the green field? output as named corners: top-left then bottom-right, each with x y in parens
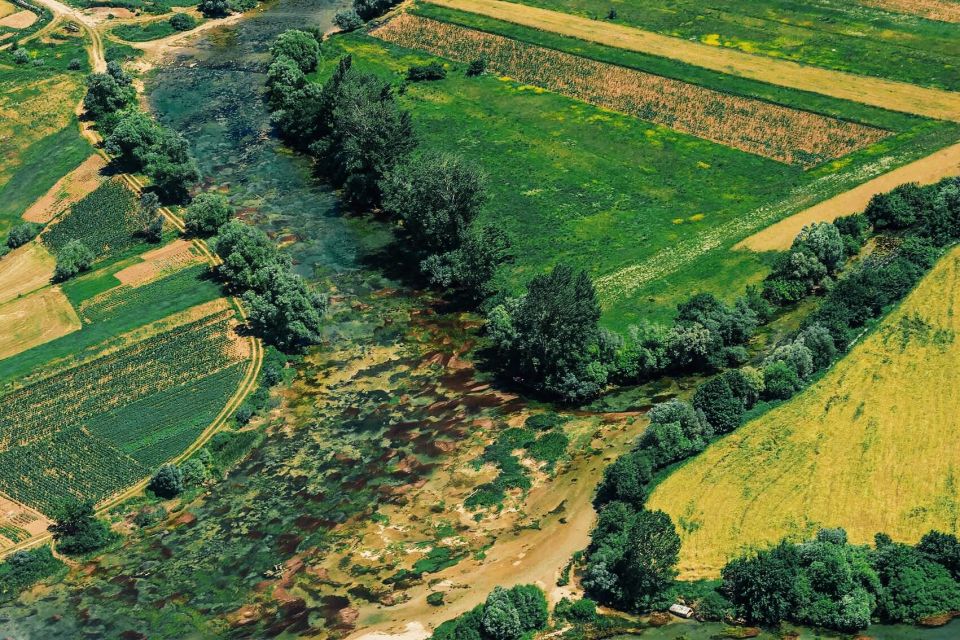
top-left (510, 0), bottom-right (960, 90)
top-left (320, 31), bottom-right (959, 329)
top-left (111, 18), bottom-right (179, 42)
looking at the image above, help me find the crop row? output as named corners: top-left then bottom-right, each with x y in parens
top-left (0, 308), bottom-right (241, 450)
top-left (372, 14), bottom-right (889, 167)
top-left (42, 180), bottom-right (141, 258)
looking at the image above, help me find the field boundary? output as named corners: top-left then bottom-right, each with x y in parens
top-left (421, 0), bottom-right (960, 122)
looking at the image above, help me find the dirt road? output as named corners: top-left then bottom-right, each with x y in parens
top-left (424, 0), bottom-right (960, 122)
top-left (737, 140), bottom-right (960, 251)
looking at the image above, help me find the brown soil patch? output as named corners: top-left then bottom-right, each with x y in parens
top-left (114, 239), bottom-right (203, 287)
top-left (737, 140), bottom-right (960, 251)
top-left (0, 9), bottom-right (36, 28)
top-left (22, 154), bottom-right (106, 224)
top-left (861, 0), bottom-right (960, 23)
top-left (0, 492), bottom-right (50, 550)
top-left (0, 286), bottom-right (80, 360)
top-left (425, 0), bottom-right (960, 122)
top-left (374, 14), bottom-right (888, 167)
top-left (0, 242), bottom-right (56, 305)
top-left (87, 6), bottom-right (135, 20)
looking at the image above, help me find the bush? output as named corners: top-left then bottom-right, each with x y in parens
top-left (270, 29), bottom-right (320, 73)
top-left (132, 504), bottom-right (168, 527)
top-left (334, 9), bottom-right (363, 31)
top-left (198, 0), bottom-right (230, 17)
top-left (68, 58), bottom-right (82, 70)
top-left (427, 591), bottom-right (445, 606)
top-left (13, 48), bottom-right (29, 64)
top-left (184, 191), bottom-right (234, 236)
top-left (525, 412), bottom-right (563, 431)
top-left (149, 464), bottom-right (184, 499)
top-left (6, 222), bottom-right (41, 249)
top-left (169, 12), bottom-right (197, 30)
top-left (0, 546), bottom-right (63, 602)
top-left (407, 61), bottom-right (446, 81)
top-left (48, 499), bottom-right (115, 556)
top-left (762, 360), bottom-right (801, 400)
top-left (466, 57), bottom-right (487, 76)
top-left (53, 240), bottom-right (94, 281)
top-left (554, 597), bottom-right (598, 623)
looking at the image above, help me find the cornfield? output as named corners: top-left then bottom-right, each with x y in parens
top-left (0, 307), bottom-right (247, 515)
top-left (372, 14), bottom-right (890, 167)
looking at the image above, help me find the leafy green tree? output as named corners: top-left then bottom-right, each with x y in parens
top-left (594, 450), bottom-right (651, 507)
top-left (53, 240), bottom-right (95, 281)
top-left (352, 0), bottom-right (397, 20)
top-left (872, 541), bottom-right (960, 623)
top-left (144, 130), bottom-right (200, 203)
top-left (433, 605), bottom-right (484, 640)
top-left (198, 0), bottom-right (230, 17)
top-left (179, 458), bottom-right (209, 488)
top-left (169, 12), bottom-right (196, 30)
top-left (242, 264), bottom-right (326, 351)
top-left (481, 587), bottom-right (522, 640)
top-left (105, 111), bottom-right (163, 170)
top-left (334, 9), bottom-right (363, 30)
top-left (917, 531), bottom-right (960, 581)
top-left (270, 30), bottom-right (320, 73)
top-left (507, 584), bottom-right (548, 631)
top-left (0, 546), bottom-right (63, 603)
top-left (381, 153), bottom-right (486, 256)
top-left (762, 360), bottom-right (801, 400)
top-left (6, 222), bottom-right (41, 249)
top-left (149, 464), bottom-right (184, 499)
top-left (48, 499), bottom-right (114, 556)
top-left (490, 264), bottom-right (605, 402)
top-left (792, 222), bottom-right (845, 273)
top-left (693, 376), bottom-right (743, 434)
top-left (722, 542), bottom-right (802, 626)
top-left (83, 72), bottom-right (132, 119)
top-left (106, 60), bottom-right (131, 86)
top-left (466, 57), bottom-right (487, 76)
top-left (864, 182), bottom-right (932, 230)
top-left (185, 192), bottom-right (234, 236)
top-left (214, 220), bottom-right (283, 291)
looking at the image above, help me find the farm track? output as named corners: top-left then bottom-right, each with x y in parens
top-left (0, 0), bottom-right (262, 559)
top-left (423, 0), bottom-right (960, 122)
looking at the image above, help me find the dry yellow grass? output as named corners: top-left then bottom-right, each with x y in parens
top-left (0, 0), bottom-right (16, 18)
top-left (424, 0), bottom-right (960, 122)
top-left (737, 140), bottom-right (960, 251)
top-left (0, 286), bottom-right (80, 360)
top-left (22, 154), bottom-right (106, 224)
top-left (374, 14), bottom-right (888, 166)
top-left (648, 246), bottom-right (960, 579)
top-left (0, 9), bottom-right (37, 28)
top-left (861, 0), bottom-right (960, 23)
top-left (0, 242), bottom-right (56, 305)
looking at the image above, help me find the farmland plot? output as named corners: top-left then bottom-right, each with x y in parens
top-left (42, 180), bottom-right (141, 260)
top-left (373, 14), bottom-right (889, 167)
top-left (0, 305), bottom-right (249, 514)
top-left (861, 0), bottom-right (960, 22)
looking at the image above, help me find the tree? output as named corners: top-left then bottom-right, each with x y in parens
top-left (270, 30), bottom-right (320, 73)
top-left (792, 222), bottom-right (844, 273)
top-left (106, 60), bottom-right (131, 86)
top-left (917, 530), bottom-right (960, 580)
top-left (407, 62), bottom-right (446, 82)
top-left (48, 499), bottom-right (114, 556)
top-left (466, 57), bottom-right (487, 76)
top-left (6, 222), bottom-right (41, 249)
top-left (762, 360), bottom-right (801, 400)
top-left (481, 587), bottom-right (522, 640)
top-left (722, 542), bottom-right (802, 626)
top-left (53, 240), bottom-right (94, 281)
top-left (872, 541), bottom-right (960, 623)
top-left (506, 584), bottom-right (548, 632)
top-left (334, 9), bottom-right (363, 31)
top-left (179, 458), bottom-right (209, 488)
top-left (242, 264), bottom-right (326, 351)
top-left (83, 72), bottom-right (131, 119)
top-left (381, 153), bottom-right (486, 255)
top-left (144, 130), bottom-right (200, 203)
top-left (692, 376), bottom-right (743, 434)
top-left (169, 12), bottom-right (197, 30)
top-left (491, 264), bottom-right (605, 402)
top-left (105, 111), bottom-right (163, 170)
top-left (594, 451), bottom-right (651, 507)
top-left (352, 0), bottom-right (398, 20)
top-left (198, 0), bottom-right (230, 17)
top-left (149, 464), bottom-right (184, 499)
top-left (424, 225), bottom-right (511, 302)
top-left (864, 182), bottom-right (932, 230)
top-left (214, 220), bottom-right (283, 291)
top-left (185, 192), bottom-right (234, 236)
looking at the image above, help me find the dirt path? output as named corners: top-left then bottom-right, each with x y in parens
top-left (347, 417), bottom-right (644, 640)
top-left (737, 140), bottom-right (960, 251)
top-left (29, 0), bottom-right (105, 71)
top-left (424, 0), bottom-right (960, 122)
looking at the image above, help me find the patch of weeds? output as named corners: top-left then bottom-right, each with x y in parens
top-left (527, 431), bottom-right (570, 470)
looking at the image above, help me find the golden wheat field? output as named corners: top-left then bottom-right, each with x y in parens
top-left (372, 14), bottom-right (889, 167)
top-left (647, 245), bottom-right (960, 579)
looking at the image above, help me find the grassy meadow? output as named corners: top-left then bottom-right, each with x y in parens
top-left (647, 246), bottom-right (960, 578)
top-left (507, 0), bottom-right (960, 90)
top-left (321, 31), bottom-right (960, 329)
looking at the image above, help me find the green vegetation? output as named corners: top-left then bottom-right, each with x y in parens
top-left (53, 239), bottom-right (95, 281)
top-left (0, 546), bottom-right (65, 603)
top-left (48, 499), bottom-right (117, 556)
top-left (111, 18), bottom-right (178, 42)
top-left (509, 0), bottom-right (960, 90)
top-left (148, 464), bottom-right (184, 498)
top-left (43, 180), bottom-right (139, 259)
top-left (433, 584), bottom-right (548, 640)
top-left (184, 191), bottom-right (235, 236)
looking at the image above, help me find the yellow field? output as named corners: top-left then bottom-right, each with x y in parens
top-left (0, 242), bottom-right (56, 305)
top-left (648, 246), bottom-right (960, 579)
top-left (0, 0), bottom-right (16, 19)
top-left (424, 0), bottom-right (960, 122)
top-left (0, 286), bottom-right (80, 360)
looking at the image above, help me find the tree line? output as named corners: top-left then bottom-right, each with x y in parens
top-left (265, 32), bottom-right (512, 304)
top-left (82, 58), bottom-right (325, 352)
top-left (577, 176), bottom-right (960, 627)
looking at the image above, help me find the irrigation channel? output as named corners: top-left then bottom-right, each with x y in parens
top-left (1, 1), bottom-right (959, 638)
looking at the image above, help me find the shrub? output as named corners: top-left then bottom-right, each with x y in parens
top-left (6, 222), bottom-right (41, 249)
top-left (427, 591), bottom-right (445, 606)
top-left (555, 597), bottom-right (598, 623)
top-left (148, 464), bottom-right (184, 499)
top-left (13, 48), bottom-right (29, 64)
top-left (198, 0), bottom-right (230, 17)
top-left (466, 57), bottom-right (487, 76)
top-left (48, 499), bottom-right (115, 556)
top-left (53, 240), bottom-right (94, 281)
top-left (334, 9), bottom-right (363, 31)
top-left (184, 191), bottom-right (234, 236)
top-left (68, 58), bottom-right (82, 70)
top-left (692, 376), bottom-right (743, 434)
top-left (270, 29), bottom-right (320, 73)
top-left (762, 360), bottom-right (801, 400)
top-left (169, 12), bottom-right (197, 30)
top-left (406, 61), bottom-right (446, 81)
top-left (132, 504), bottom-right (168, 527)
top-left (0, 546), bottom-right (63, 603)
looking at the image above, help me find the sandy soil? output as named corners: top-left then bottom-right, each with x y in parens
top-left (87, 6), bottom-right (135, 20)
top-left (0, 9), bottom-right (37, 28)
top-left (737, 140), bottom-right (960, 251)
top-left (861, 0), bottom-right (960, 23)
top-left (0, 286), bottom-right (80, 360)
top-left (0, 243), bottom-right (57, 305)
top-left (114, 239), bottom-right (203, 286)
top-left (22, 154), bottom-right (106, 224)
top-left (424, 0), bottom-right (960, 122)
top-left (348, 416), bottom-right (645, 640)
